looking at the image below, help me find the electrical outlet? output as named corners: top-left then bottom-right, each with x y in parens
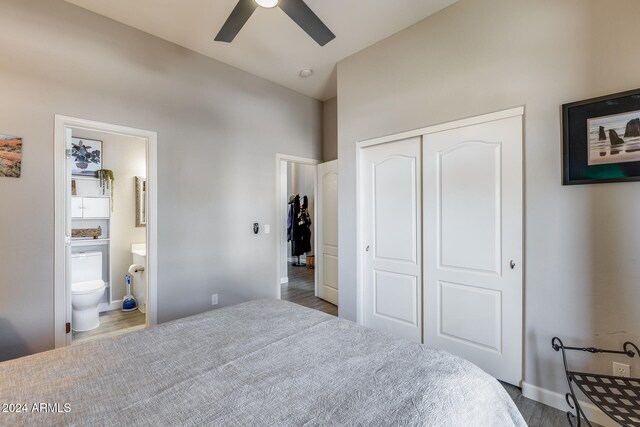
top-left (211, 294), bottom-right (218, 306)
top-left (613, 362), bottom-right (630, 378)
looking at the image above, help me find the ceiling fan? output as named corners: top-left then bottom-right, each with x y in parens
top-left (215, 0), bottom-right (335, 46)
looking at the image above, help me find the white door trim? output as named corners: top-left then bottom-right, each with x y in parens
top-left (54, 115), bottom-right (158, 348)
top-left (358, 107), bottom-right (525, 149)
top-left (275, 154), bottom-right (320, 299)
top-left (355, 106), bottom-right (524, 326)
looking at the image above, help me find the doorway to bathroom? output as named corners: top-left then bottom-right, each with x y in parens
top-left (54, 116), bottom-right (157, 348)
top-left (276, 155), bottom-right (337, 316)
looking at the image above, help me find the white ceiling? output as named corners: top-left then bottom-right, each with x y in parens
top-left (64, 0), bottom-right (458, 100)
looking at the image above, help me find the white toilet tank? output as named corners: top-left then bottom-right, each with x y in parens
top-left (71, 252), bottom-right (103, 283)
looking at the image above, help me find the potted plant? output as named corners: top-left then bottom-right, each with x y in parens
top-left (96, 169), bottom-right (114, 211)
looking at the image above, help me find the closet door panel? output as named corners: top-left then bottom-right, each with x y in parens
top-left (424, 114), bottom-right (523, 386)
top-left (373, 156), bottom-right (417, 264)
top-left (361, 136), bottom-right (422, 343)
top-left (439, 142), bottom-right (500, 274)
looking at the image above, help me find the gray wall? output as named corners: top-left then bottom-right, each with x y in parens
top-left (337, 0), bottom-right (640, 395)
top-left (322, 97), bottom-right (338, 161)
top-left (0, 0), bottom-right (321, 361)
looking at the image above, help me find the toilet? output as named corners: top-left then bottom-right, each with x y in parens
top-left (71, 252), bottom-right (106, 332)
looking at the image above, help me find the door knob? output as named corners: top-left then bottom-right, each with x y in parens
top-left (510, 260), bottom-right (516, 269)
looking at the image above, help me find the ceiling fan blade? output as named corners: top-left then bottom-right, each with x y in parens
top-left (278, 0), bottom-right (335, 46)
top-left (215, 0), bottom-right (258, 43)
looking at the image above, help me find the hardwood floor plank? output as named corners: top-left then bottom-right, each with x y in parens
top-left (500, 382), bottom-right (602, 427)
top-left (72, 309), bottom-right (145, 345)
top-left (282, 264), bottom-right (337, 316)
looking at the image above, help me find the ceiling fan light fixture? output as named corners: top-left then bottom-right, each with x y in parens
top-left (255, 0), bottom-right (278, 8)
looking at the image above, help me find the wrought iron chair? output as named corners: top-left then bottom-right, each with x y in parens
top-left (552, 337), bottom-right (640, 426)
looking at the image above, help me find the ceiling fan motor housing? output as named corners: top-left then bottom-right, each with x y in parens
top-left (215, 0), bottom-right (336, 47)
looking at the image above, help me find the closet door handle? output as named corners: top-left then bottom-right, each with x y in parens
top-left (365, 245), bottom-right (370, 252)
top-left (510, 260), bottom-right (516, 269)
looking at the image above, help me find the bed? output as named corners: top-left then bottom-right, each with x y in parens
top-left (0, 299), bottom-right (526, 426)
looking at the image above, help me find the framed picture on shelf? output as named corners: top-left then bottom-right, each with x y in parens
top-left (563, 88), bottom-right (640, 185)
top-left (71, 137), bottom-right (102, 176)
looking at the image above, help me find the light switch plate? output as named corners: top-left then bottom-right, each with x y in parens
top-left (211, 294), bottom-right (218, 306)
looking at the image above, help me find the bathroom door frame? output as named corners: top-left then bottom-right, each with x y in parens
top-left (53, 115), bottom-right (158, 348)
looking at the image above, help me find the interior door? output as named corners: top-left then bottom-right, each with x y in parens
top-left (361, 137), bottom-right (422, 343)
top-left (423, 115), bottom-right (523, 385)
top-left (317, 160), bottom-right (338, 305)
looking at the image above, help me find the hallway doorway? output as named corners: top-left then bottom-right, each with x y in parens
top-left (276, 154), bottom-right (337, 316)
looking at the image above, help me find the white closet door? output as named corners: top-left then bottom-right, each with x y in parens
top-left (361, 137), bottom-right (422, 343)
top-left (317, 160), bottom-right (338, 305)
top-left (423, 115), bottom-right (523, 385)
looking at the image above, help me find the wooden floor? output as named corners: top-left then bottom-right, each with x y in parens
top-left (281, 263), bottom-right (337, 316)
top-left (501, 382), bottom-right (601, 427)
top-left (72, 308), bottom-right (146, 345)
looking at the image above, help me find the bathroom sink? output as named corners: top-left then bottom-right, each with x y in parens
top-left (131, 243), bottom-right (146, 265)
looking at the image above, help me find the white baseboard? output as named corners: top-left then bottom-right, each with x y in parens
top-left (522, 381), bottom-right (616, 427)
top-left (280, 277), bottom-right (288, 284)
top-left (99, 300), bottom-right (122, 313)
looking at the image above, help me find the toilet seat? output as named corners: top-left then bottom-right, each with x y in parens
top-left (72, 280), bottom-right (105, 295)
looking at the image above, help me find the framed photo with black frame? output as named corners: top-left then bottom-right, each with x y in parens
top-left (562, 88), bottom-right (640, 185)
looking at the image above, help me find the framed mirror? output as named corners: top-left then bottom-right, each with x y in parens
top-left (135, 176), bottom-right (146, 227)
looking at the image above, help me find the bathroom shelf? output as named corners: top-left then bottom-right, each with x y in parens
top-left (71, 238), bottom-right (110, 247)
top-left (73, 217), bottom-right (111, 220)
top-left (71, 170), bottom-right (112, 312)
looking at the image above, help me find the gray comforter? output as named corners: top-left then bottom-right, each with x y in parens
top-left (0, 299), bottom-right (526, 426)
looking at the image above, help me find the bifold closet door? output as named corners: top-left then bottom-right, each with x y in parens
top-left (317, 160), bottom-right (338, 305)
top-left (423, 115), bottom-right (523, 385)
top-left (361, 137), bottom-right (422, 343)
